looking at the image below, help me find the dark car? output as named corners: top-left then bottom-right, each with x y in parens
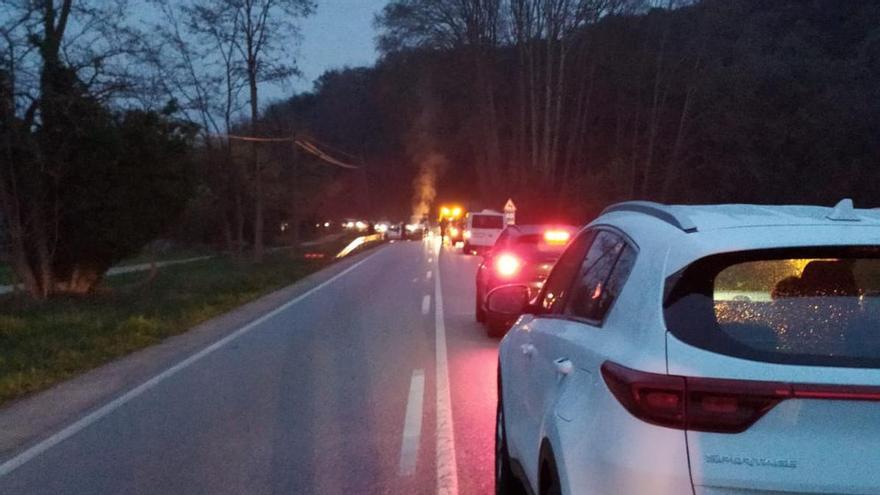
top-left (475, 224), bottom-right (577, 336)
top-left (446, 218), bottom-right (465, 246)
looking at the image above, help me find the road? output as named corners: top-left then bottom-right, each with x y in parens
top-left (0, 239), bottom-right (499, 494)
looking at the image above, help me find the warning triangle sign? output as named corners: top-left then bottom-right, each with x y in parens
top-left (504, 198), bottom-right (516, 212)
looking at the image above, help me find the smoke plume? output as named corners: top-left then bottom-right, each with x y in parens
top-left (411, 152), bottom-right (446, 222)
top-left (408, 84), bottom-right (447, 223)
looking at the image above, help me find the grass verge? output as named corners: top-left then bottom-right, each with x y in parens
top-left (0, 247), bottom-right (215, 286)
top-left (0, 238), bottom-right (383, 406)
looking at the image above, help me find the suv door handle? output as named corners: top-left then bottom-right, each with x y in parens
top-left (521, 344), bottom-right (535, 357)
top-left (554, 358), bottom-right (573, 376)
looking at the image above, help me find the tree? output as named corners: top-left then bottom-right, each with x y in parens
top-left (0, 0), bottom-right (196, 298)
top-left (377, 0), bottom-right (504, 200)
top-left (149, 0), bottom-right (315, 261)
top-left (361, 0), bottom-right (880, 221)
top-left (223, 0), bottom-right (315, 261)
top-left (150, 0), bottom-right (250, 256)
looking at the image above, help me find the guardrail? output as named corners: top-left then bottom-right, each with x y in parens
top-left (335, 234), bottom-right (383, 258)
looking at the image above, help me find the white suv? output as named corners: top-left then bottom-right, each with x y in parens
top-left (489, 200), bottom-right (880, 495)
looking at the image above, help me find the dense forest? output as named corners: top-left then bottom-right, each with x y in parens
top-left (272, 0), bottom-right (880, 223)
top-left (3, 0), bottom-right (880, 297)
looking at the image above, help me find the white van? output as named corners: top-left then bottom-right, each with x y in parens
top-left (463, 209), bottom-right (505, 254)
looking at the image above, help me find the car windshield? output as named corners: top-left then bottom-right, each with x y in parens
top-left (665, 248), bottom-right (880, 368)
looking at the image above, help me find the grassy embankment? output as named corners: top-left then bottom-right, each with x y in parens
top-left (0, 234), bottom-right (380, 405)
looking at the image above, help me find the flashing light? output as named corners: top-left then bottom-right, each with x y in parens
top-left (440, 205), bottom-right (464, 219)
top-left (544, 230), bottom-right (571, 244)
top-left (495, 253), bottom-right (522, 278)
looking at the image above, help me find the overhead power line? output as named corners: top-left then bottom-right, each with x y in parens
top-left (214, 133), bottom-right (295, 143)
top-left (211, 133), bottom-right (360, 170)
top-left (306, 136), bottom-right (361, 161)
top-left (294, 139), bottom-right (360, 169)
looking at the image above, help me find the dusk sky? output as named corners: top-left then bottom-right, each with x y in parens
top-left (283, 0), bottom-right (387, 97)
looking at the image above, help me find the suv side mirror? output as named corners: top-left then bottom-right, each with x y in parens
top-left (486, 284), bottom-right (531, 316)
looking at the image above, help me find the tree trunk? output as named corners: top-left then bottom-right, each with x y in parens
top-left (0, 172), bottom-right (39, 296)
top-left (541, 32), bottom-right (555, 181)
top-left (235, 182), bottom-right (245, 257)
top-left (562, 60), bottom-right (596, 198)
top-left (515, 45), bottom-right (528, 187)
top-left (248, 58), bottom-right (263, 262)
top-left (473, 45), bottom-right (501, 197)
top-left (640, 24), bottom-right (670, 199)
top-left (528, 36), bottom-right (540, 177)
top-left (548, 35), bottom-right (568, 190)
top-left (30, 199), bottom-right (54, 298)
top-left (661, 72), bottom-right (697, 201)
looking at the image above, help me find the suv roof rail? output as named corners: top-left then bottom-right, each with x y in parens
top-left (600, 201), bottom-right (698, 233)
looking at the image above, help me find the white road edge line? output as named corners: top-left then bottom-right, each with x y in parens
top-left (398, 369), bottom-right (426, 476)
top-left (434, 243), bottom-right (460, 495)
top-left (426, 270), bottom-right (432, 280)
top-left (0, 248), bottom-right (386, 478)
top-left (421, 295), bottom-right (431, 315)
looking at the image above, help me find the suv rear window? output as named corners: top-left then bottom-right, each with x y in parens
top-left (664, 247), bottom-right (880, 368)
top-left (471, 215), bottom-right (503, 229)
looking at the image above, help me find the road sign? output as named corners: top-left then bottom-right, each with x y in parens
top-left (503, 198), bottom-right (516, 225)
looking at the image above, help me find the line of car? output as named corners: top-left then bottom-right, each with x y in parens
top-left (468, 199), bottom-right (880, 495)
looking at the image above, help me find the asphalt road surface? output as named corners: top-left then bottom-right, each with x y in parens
top-left (0, 238), bottom-right (499, 494)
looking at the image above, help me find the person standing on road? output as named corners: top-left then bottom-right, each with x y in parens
top-left (439, 217), bottom-right (448, 244)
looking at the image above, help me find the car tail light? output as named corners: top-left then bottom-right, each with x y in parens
top-left (495, 253), bottom-right (522, 278)
top-left (544, 230), bottom-right (570, 244)
top-left (601, 361), bottom-right (880, 434)
top-left (601, 361), bottom-right (686, 429)
top-left (685, 377), bottom-right (788, 433)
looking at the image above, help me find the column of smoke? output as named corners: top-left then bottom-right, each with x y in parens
top-left (411, 153), bottom-right (446, 222)
top-left (408, 88), bottom-right (448, 223)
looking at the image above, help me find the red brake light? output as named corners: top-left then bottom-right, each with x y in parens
top-left (494, 253), bottom-right (522, 278)
top-left (600, 361), bottom-right (880, 434)
top-left (685, 377), bottom-right (788, 433)
top-left (601, 361), bottom-right (686, 429)
top-left (544, 230), bottom-right (570, 244)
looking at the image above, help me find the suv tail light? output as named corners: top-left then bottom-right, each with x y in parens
top-left (544, 230), bottom-right (571, 244)
top-left (494, 253), bottom-right (522, 278)
top-left (601, 361), bottom-right (880, 434)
